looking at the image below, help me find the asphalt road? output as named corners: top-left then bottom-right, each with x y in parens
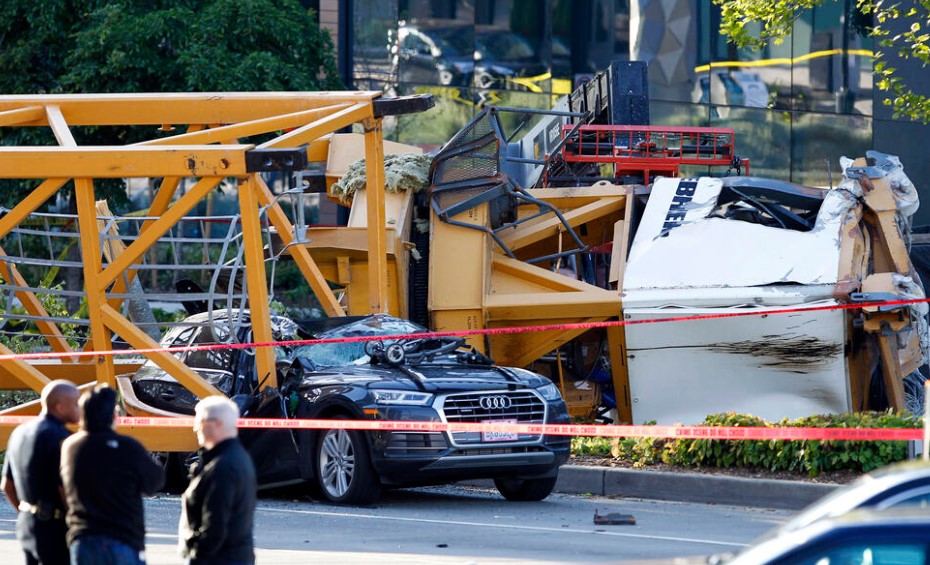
top-left (0, 484), bottom-right (792, 564)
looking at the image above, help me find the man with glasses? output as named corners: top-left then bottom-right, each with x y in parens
top-left (179, 396), bottom-right (256, 565)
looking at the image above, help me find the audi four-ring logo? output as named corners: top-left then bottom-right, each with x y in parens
top-left (479, 395), bottom-right (512, 410)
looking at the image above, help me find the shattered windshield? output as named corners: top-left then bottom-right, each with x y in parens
top-left (293, 315), bottom-right (426, 368)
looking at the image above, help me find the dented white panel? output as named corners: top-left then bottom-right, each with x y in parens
top-left (623, 177), bottom-right (856, 291)
top-left (625, 302), bottom-right (849, 424)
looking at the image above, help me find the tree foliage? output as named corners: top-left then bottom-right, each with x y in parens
top-left (0, 0), bottom-right (343, 209)
top-left (713, 0), bottom-right (930, 123)
top-left (0, 0), bottom-right (342, 94)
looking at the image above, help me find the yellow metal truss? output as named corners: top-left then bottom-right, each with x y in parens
top-left (0, 92), bottom-right (389, 449)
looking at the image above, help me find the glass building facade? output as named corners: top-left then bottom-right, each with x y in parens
top-left (342, 0), bottom-right (928, 220)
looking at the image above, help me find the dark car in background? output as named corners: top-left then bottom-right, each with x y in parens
top-left (132, 311), bottom-right (571, 505)
top-left (390, 22), bottom-right (476, 86)
top-left (390, 21), bottom-right (561, 92)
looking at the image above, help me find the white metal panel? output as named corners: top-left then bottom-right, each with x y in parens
top-left (621, 283), bottom-right (836, 309)
top-left (624, 177), bottom-right (856, 291)
top-left (625, 302), bottom-right (850, 424)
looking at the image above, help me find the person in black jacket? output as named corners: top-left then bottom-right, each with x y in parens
top-left (179, 396), bottom-right (256, 565)
top-left (60, 384), bottom-right (165, 564)
top-left (2, 379), bottom-right (80, 565)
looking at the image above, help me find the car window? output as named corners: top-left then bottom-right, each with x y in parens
top-left (295, 341), bottom-right (368, 367)
top-left (792, 544), bottom-right (927, 565)
top-left (430, 28), bottom-right (473, 57)
top-left (476, 32), bottom-right (535, 60)
top-left (402, 33), bottom-right (431, 55)
top-left (876, 488), bottom-right (930, 510)
top-left (291, 315), bottom-right (425, 367)
top-left (163, 325), bottom-right (197, 349)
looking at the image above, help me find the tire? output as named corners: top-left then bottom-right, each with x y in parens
top-left (493, 475), bottom-right (558, 502)
top-left (151, 452), bottom-right (189, 494)
top-left (314, 421), bottom-right (381, 505)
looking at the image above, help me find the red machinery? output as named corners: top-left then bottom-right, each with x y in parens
top-left (549, 124), bottom-right (750, 185)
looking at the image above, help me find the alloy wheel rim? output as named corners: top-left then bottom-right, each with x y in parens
top-left (320, 429), bottom-right (356, 497)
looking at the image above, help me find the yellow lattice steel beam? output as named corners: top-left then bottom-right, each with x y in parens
top-left (0, 92), bottom-right (380, 126)
top-left (363, 117), bottom-right (388, 314)
top-left (0, 145), bottom-right (253, 178)
top-left (136, 104), bottom-right (351, 147)
top-left (98, 177), bottom-right (222, 287)
top-left (258, 102), bottom-right (372, 149)
top-left (0, 106), bottom-right (43, 127)
top-left (239, 176), bottom-right (278, 389)
top-left (254, 175), bottom-right (346, 317)
top-left (102, 304), bottom-right (222, 400)
top-left (0, 178), bottom-right (69, 240)
top-left (500, 197), bottom-right (626, 251)
top-left (0, 91), bottom-right (405, 432)
top-left (75, 178), bottom-right (117, 388)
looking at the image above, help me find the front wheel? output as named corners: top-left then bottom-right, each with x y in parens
top-left (314, 423), bottom-right (381, 505)
top-left (493, 475), bottom-right (558, 501)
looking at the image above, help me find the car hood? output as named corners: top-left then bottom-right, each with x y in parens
top-left (295, 361), bottom-right (550, 393)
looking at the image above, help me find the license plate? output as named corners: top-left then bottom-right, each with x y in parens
top-left (482, 419), bottom-right (518, 442)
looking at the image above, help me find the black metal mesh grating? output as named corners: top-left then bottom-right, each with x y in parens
top-left (429, 110), bottom-right (502, 211)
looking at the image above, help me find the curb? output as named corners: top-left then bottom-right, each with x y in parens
top-left (552, 465), bottom-right (839, 510)
top-left (463, 466), bottom-right (840, 510)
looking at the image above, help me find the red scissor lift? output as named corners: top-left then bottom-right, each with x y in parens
top-left (548, 124), bottom-right (750, 185)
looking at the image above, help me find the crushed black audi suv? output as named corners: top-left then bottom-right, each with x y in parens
top-left (132, 310), bottom-right (571, 504)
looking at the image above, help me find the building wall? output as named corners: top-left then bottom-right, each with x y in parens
top-left (339, 0), bottom-right (929, 224)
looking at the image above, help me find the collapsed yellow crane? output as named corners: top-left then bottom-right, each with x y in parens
top-left (0, 91), bottom-right (421, 450)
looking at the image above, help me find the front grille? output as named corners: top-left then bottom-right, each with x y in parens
top-left (439, 390), bottom-right (546, 446)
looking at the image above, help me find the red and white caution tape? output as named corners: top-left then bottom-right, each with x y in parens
top-left (1, 297), bottom-right (927, 363)
top-left (0, 416), bottom-right (917, 441)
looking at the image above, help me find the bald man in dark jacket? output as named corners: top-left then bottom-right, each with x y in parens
top-left (2, 380), bottom-right (80, 565)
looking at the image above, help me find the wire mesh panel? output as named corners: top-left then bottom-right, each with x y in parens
top-left (0, 209), bottom-right (273, 349)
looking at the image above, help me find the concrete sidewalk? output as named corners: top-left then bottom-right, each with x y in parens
top-left (551, 465), bottom-right (839, 510)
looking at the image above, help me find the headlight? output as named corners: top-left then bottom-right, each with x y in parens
top-left (536, 383), bottom-right (563, 401)
top-left (371, 390), bottom-right (434, 406)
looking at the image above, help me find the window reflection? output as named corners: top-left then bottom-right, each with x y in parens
top-left (354, 1), bottom-right (885, 198)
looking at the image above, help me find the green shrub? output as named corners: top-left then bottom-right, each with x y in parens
top-left (570, 411), bottom-right (921, 477)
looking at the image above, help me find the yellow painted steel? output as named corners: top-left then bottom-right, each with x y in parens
top-left (46, 105), bottom-right (77, 146)
top-left (101, 305), bottom-right (222, 401)
top-left (98, 177), bottom-right (222, 287)
top-left (0, 342), bottom-right (51, 392)
top-left (97, 176), bottom-right (184, 355)
top-left (0, 91), bottom-right (392, 448)
top-left (137, 104), bottom-right (352, 147)
top-left (0, 178), bottom-right (70, 240)
top-left (363, 117), bottom-right (388, 314)
top-left (116, 425), bottom-right (199, 452)
top-left (239, 176), bottom-right (278, 389)
top-left (0, 92), bottom-right (380, 126)
top-left (500, 198), bottom-right (626, 251)
top-left (0, 106), bottom-right (44, 127)
top-left (75, 178), bottom-right (117, 388)
top-left (605, 326), bottom-right (632, 423)
top-left (428, 186), bottom-right (630, 416)
top-left (0, 146), bottom-right (254, 178)
top-left (253, 175), bottom-right (346, 316)
top-left (0, 245), bottom-right (75, 357)
top-left (258, 102), bottom-right (372, 149)
top-left (0, 361), bottom-right (141, 388)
